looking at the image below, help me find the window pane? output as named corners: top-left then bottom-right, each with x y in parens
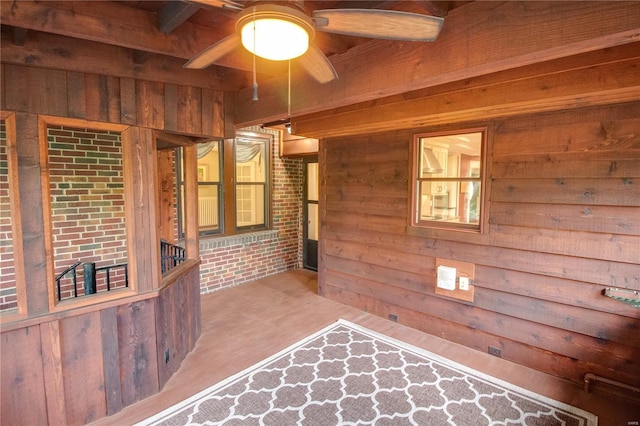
top-left (195, 141), bottom-right (222, 234)
top-left (414, 131), bottom-right (484, 230)
top-left (235, 136), bottom-right (269, 230)
top-left (236, 184), bottom-right (265, 227)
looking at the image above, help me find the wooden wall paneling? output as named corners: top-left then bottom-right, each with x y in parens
top-left (326, 217), bottom-right (639, 290)
top-left (59, 311), bottom-right (107, 424)
top-left (106, 75), bottom-right (122, 123)
top-left (323, 267), bottom-right (638, 375)
top-left (319, 103), bottom-right (640, 389)
top-left (84, 74), bottom-right (121, 123)
top-left (122, 126), bottom-right (160, 292)
top-left (116, 299), bottom-right (160, 407)
top-left (120, 77), bottom-right (137, 125)
top-left (491, 178), bottom-right (639, 206)
top-left (201, 88), bottom-right (226, 138)
top-left (100, 307), bottom-right (123, 416)
top-left (157, 149), bottom-right (176, 243)
top-left (183, 145), bottom-right (199, 257)
top-left (2, 112), bottom-right (28, 318)
top-left (39, 320), bottom-right (67, 425)
top-left (491, 104), bottom-right (640, 158)
top-left (223, 92), bottom-right (235, 139)
top-left (492, 152), bottom-right (640, 179)
top-left (490, 202), bottom-right (640, 236)
top-left (0, 326), bottom-right (48, 425)
top-left (212, 89), bottom-right (227, 139)
top-left (3, 65), bottom-right (68, 116)
top-left (15, 113), bottom-right (50, 315)
top-left (84, 74), bottom-right (107, 122)
top-left (135, 80), bottom-right (165, 129)
top-left (174, 276), bottom-right (189, 363)
top-left (164, 83), bottom-right (178, 132)
top-left (0, 63), bottom-right (5, 109)
top-left (188, 265), bottom-right (201, 347)
top-left (487, 224), bottom-right (639, 264)
top-left (155, 283), bottom-right (176, 389)
top-left (477, 266), bottom-right (639, 318)
top-left (321, 282), bottom-right (639, 386)
top-left (177, 85), bottom-right (202, 135)
top-left (66, 72), bottom-right (87, 119)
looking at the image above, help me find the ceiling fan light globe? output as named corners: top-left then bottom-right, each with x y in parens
top-left (241, 19), bottom-right (310, 61)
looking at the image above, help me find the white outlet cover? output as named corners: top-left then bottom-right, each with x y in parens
top-left (459, 276), bottom-right (469, 291)
top-left (437, 265), bottom-right (456, 290)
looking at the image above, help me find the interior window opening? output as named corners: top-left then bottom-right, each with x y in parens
top-left (0, 119), bottom-right (18, 314)
top-left (413, 129), bottom-right (486, 232)
top-left (47, 125), bottom-right (128, 301)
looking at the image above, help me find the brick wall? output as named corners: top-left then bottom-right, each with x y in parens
top-left (48, 126), bottom-right (128, 300)
top-left (0, 120), bottom-right (17, 313)
top-left (198, 127), bottom-right (304, 294)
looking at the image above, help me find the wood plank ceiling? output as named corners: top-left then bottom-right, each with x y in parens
top-left (2, 1), bottom-right (639, 131)
top-left (0, 1), bottom-right (463, 91)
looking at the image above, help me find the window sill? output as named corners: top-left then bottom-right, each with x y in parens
top-left (199, 230), bottom-right (279, 250)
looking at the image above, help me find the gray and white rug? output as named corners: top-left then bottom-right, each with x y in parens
top-left (137, 319), bottom-right (597, 425)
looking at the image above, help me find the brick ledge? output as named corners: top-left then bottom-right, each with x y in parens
top-left (199, 230), bottom-right (279, 250)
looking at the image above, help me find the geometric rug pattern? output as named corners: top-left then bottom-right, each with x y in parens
top-left (136, 319), bottom-right (597, 426)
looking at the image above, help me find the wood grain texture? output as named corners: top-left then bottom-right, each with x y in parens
top-left (15, 113), bottom-right (49, 315)
top-left (0, 326), bottom-right (48, 425)
top-left (101, 307), bottom-right (123, 416)
top-left (4, 65), bottom-right (68, 116)
top-left (319, 102), bottom-right (640, 389)
top-left (236, 2), bottom-right (640, 125)
top-left (59, 311), bottom-right (107, 424)
top-left (117, 299), bottom-right (159, 407)
top-left (40, 320), bottom-right (67, 425)
top-left (122, 126), bottom-right (160, 292)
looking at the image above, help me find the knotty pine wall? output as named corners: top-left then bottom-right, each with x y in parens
top-left (319, 101), bottom-right (640, 391)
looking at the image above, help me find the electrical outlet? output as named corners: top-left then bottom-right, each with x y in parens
top-left (488, 346), bottom-right (502, 357)
top-left (389, 314), bottom-right (398, 322)
top-left (459, 276), bottom-right (469, 291)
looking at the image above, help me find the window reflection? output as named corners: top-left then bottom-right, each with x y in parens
top-left (414, 130), bottom-right (485, 231)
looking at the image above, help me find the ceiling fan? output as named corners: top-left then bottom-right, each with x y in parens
top-left (184, 1), bottom-right (444, 84)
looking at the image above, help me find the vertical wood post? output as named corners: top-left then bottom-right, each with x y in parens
top-left (183, 145), bottom-right (199, 259)
top-left (122, 126), bottom-right (160, 292)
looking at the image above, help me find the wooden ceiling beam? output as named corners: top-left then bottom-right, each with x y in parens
top-left (290, 45), bottom-right (640, 138)
top-left (233, 1), bottom-right (640, 127)
top-left (158, 2), bottom-right (202, 34)
top-left (0, 30), bottom-right (248, 91)
top-left (11, 27), bottom-right (28, 46)
top-left (0, 0), bottom-right (251, 72)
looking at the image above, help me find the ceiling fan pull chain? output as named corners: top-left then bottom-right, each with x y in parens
top-left (252, 6), bottom-right (258, 101)
top-left (288, 59), bottom-right (291, 117)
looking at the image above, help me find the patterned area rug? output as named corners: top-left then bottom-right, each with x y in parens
top-left (136, 320), bottom-right (597, 426)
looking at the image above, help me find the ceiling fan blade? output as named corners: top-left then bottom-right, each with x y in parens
top-left (296, 44), bottom-right (338, 84)
top-left (312, 9), bottom-right (444, 42)
top-left (184, 34), bottom-right (241, 69)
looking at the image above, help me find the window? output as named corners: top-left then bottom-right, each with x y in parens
top-left (176, 131), bottom-right (271, 238)
top-left (196, 141), bottom-right (223, 234)
top-left (235, 136), bottom-right (269, 230)
top-left (411, 129), bottom-right (486, 232)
